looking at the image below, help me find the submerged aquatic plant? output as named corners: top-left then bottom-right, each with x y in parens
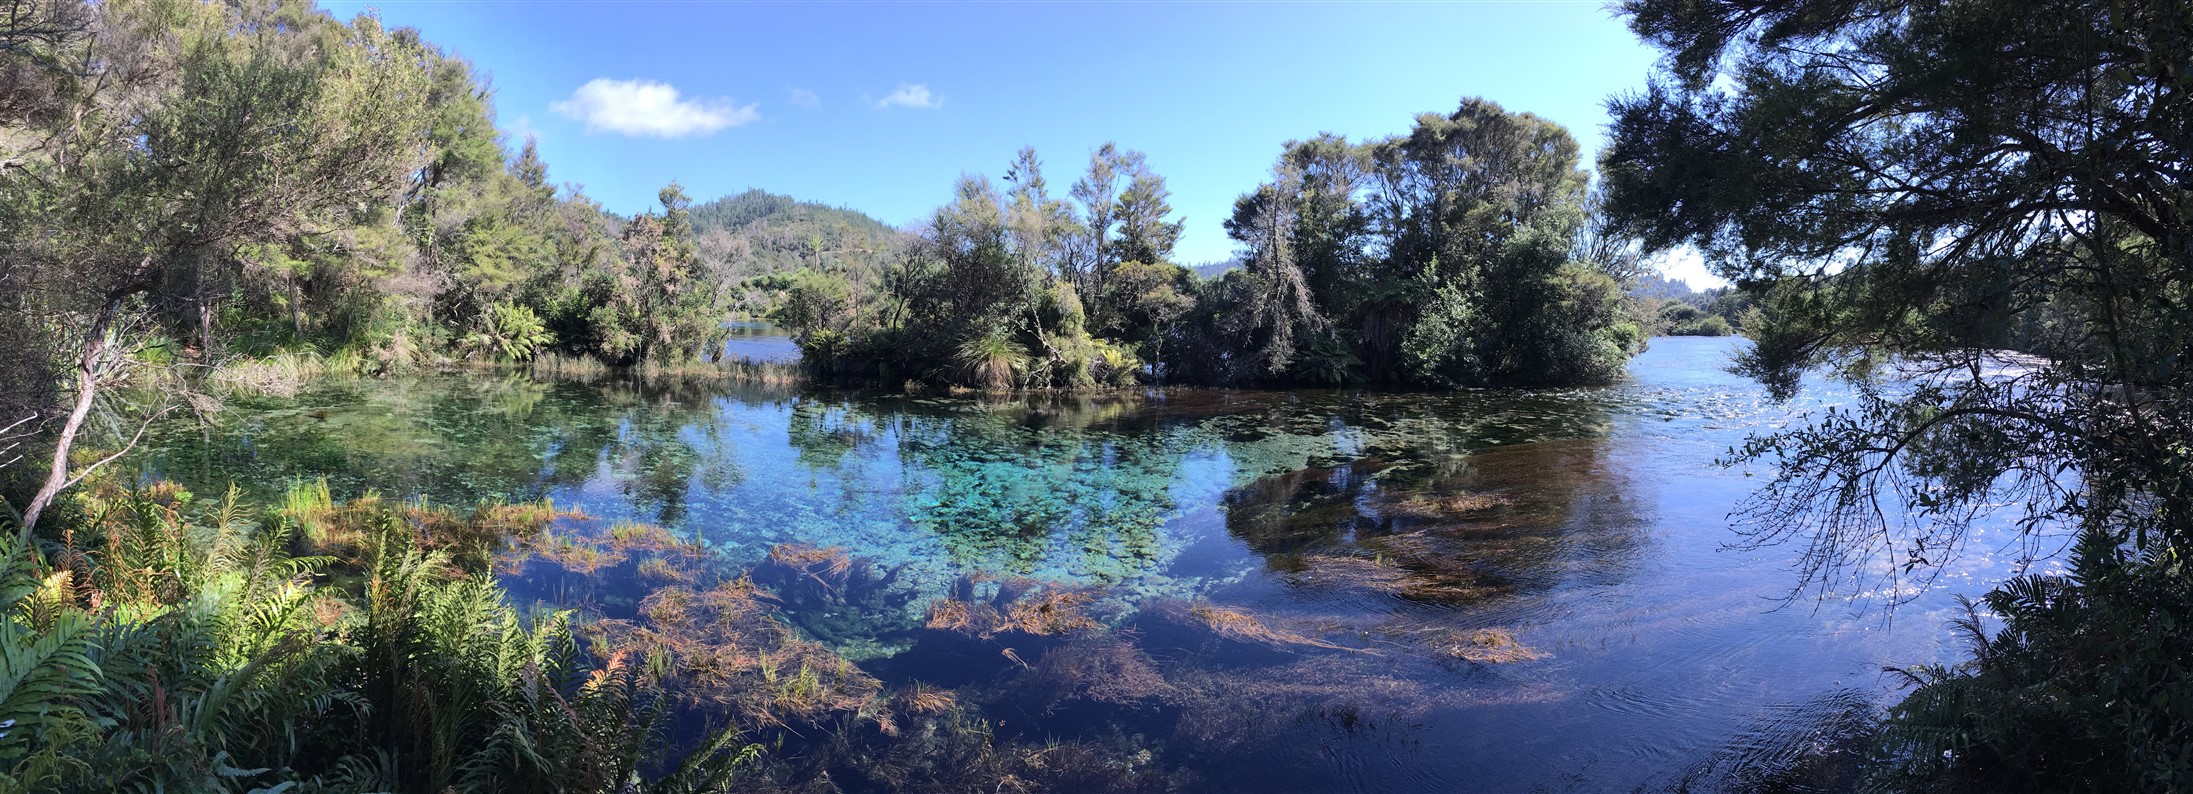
top-left (589, 578), bottom-right (886, 728)
top-left (751, 544), bottom-right (922, 657)
top-left (1181, 602), bottom-right (1348, 651)
top-left (1415, 627), bottom-right (1545, 664)
top-left (925, 576), bottom-right (1105, 640)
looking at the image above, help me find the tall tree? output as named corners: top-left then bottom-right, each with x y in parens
top-left (1605, 0), bottom-right (2193, 589)
top-left (1605, 0), bottom-right (2193, 786)
top-left (1003, 146), bottom-right (1073, 281)
top-left (1068, 143), bottom-right (1127, 302)
top-left (1225, 174), bottom-right (1327, 377)
top-left (1111, 154), bottom-right (1185, 267)
top-left (587, 182), bottom-right (730, 365)
top-left (1222, 99), bottom-right (1632, 386)
top-left (1, 0), bottom-right (433, 536)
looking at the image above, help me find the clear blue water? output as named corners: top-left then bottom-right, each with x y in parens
top-left (137, 336), bottom-right (2022, 792)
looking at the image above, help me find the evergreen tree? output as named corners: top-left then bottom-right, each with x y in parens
top-left (1605, 0), bottom-right (2193, 786)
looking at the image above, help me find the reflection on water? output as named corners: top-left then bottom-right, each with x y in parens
top-left (135, 337), bottom-right (2009, 792)
top-left (721, 319), bottom-right (802, 362)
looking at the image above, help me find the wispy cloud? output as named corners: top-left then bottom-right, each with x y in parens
top-left (504, 114), bottom-right (541, 145)
top-left (786, 87), bottom-right (821, 109)
top-left (873, 83), bottom-right (942, 110)
top-left (551, 78), bottom-right (757, 138)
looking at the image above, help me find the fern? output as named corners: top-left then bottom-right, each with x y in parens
top-left (0, 480), bottom-right (777, 792)
top-left (0, 535), bottom-right (102, 758)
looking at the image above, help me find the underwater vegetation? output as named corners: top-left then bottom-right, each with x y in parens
top-left (1, 460), bottom-right (1574, 791)
top-left (81, 341), bottom-right (1922, 792)
top-left (510, 494), bottom-right (1566, 793)
top-left (137, 373), bottom-right (1635, 599)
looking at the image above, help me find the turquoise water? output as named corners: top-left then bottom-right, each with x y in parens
top-left (136, 337), bottom-right (2018, 791)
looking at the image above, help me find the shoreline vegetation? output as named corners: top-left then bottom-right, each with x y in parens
top-left (3, 0), bottom-right (2187, 791)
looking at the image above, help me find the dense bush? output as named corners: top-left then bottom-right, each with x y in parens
top-left (1873, 529), bottom-right (2193, 790)
top-left (774, 103), bottom-right (1648, 391)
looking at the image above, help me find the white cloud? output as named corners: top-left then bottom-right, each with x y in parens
top-left (873, 83), bottom-right (941, 110)
top-left (787, 87), bottom-right (821, 109)
top-left (551, 78), bottom-right (757, 138)
top-left (1654, 246), bottom-right (1730, 291)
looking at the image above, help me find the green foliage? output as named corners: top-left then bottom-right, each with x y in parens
top-left (802, 161), bottom-right (1141, 390)
top-left (461, 302), bottom-right (556, 362)
top-left (1086, 338), bottom-right (1144, 389)
top-left (1400, 278), bottom-right (1483, 388)
top-left (1655, 301), bottom-right (1732, 336)
top-left (575, 184), bottom-right (734, 366)
top-left (956, 327), bottom-right (1031, 392)
top-left (0, 477), bottom-right (765, 792)
top-left (776, 112), bottom-right (1646, 393)
top-left (1608, 0), bottom-right (2193, 788)
top-left (770, 269), bottom-right (858, 354)
top-left (1873, 529), bottom-right (2193, 791)
top-left (1098, 260), bottom-right (1195, 375)
top-left (0, 0), bottom-right (759, 417)
top-left (1219, 100), bottom-right (1645, 387)
top-left (687, 189), bottom-right (905, 317)
top-left (0, 535), bottom-right (100, 776)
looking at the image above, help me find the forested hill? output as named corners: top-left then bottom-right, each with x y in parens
top-left (688, 190), bottom-right (908, 316)
top-left (689, 189), bottom-right (897, 238)
top-left (691, 189), bottom-right (904, 279)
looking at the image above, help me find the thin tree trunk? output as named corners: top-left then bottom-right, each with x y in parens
top-left (20, 297), bottom-right (120, 540)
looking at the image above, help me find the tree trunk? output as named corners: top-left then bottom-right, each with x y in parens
top-left (199, 300), bottom-right (215, 355)
top-left (19, 297), bottom-right (119, 540)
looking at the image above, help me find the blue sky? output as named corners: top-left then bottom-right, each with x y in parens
top-left (324, 0), bottom-right (1718, 287)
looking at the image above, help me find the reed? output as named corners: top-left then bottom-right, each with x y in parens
top-left (208, 349), bottom-right (330, 395)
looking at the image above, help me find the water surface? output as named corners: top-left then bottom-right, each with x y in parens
top-left (140, 336), bottom-right (2016, 792)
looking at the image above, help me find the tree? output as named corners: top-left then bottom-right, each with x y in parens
top-left (1220, 99), bottom-right (1637, 387)
top-left (1606, 0), bottom-right (2193, 593)
top-left (1, 0), bottom-right (434, 536)
top-left (586, 182), bottom-right (731, 365)
top-left (1003, 146), bottom-right (1073, 280)
top-left (1111, 156), bottom-right (1185, 268)
top-left (1574, 183), bottom-right (1648, 285)
top-left (1225, 177), bottom-right (1327, 378)
top-left (1068, 143), bottom-right (1129, 303)
top-left (1101, 259), bottom-right (1195, 376)
top-left (1605, 0), bottom-right (2193, 786)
